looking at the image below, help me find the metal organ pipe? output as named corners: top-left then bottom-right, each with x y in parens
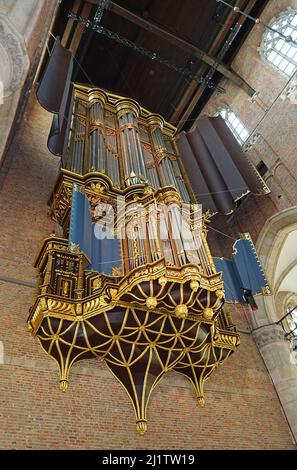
top-left (149, 121), bottom-right (178, 188)
top-left (112, 155), bottom-right (120, 187)
top-left (148, 118), bottom-right (190, 203)
top-left (71, 100), bottom-right (86, 174)
top-left (100, 136), bottom-right (105, 174)
top-left (180, 214), bottom-right (200, 266)
top-left (107, 151), bottom-right (113, 182)
top-left (171, 159), bottom-right (190, 203)
top-left (136, 226), bottom-right (146, 266)
top-left (89, 100), bottom-right (106, 173)
top-left (147, 166), bottom-right (160, 189)
top-left (195, 232), bottom-right (212, 275)
top-left (147, 220), bottom-right (159, 262)
top-left (117, 103), bottom-right (147, 186)
top-left (139, 125), bottom-right (160, 190)
top-left (127, 237), bottom-right (135, 270)
top-left (147, 205), bottom-right (162, 262)
top-left (87, 98), bottom-right (121, 187)
top-left (160, 157), bottom-right (179, 188)
top-left (70, 117), bottom-right (77, 172)
top-left (70, 111), bottom-right (85, 174)
top-left (76, 137), bottom-right (81, 173)
top-left (159, 210), bottom-right (175, 266)
top-left (169, 205), bottom-right (187, 266)
top-left (121, 126), bottom-right (132, 183)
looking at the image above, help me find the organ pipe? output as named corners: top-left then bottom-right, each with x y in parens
top-left (117, 103), bottom-right (147, 186)
top-left (64, 91), bottom-right (191, 200)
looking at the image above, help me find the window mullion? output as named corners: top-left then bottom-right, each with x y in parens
top-left (221, 109), bottom-right (248, 146)
top-left (263, 12), bottom-right (297, 75)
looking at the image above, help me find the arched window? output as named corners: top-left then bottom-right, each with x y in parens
top-left (218, 107), bottom-right (249, 145)
top-left (260, 8), bottom-right (297, 77)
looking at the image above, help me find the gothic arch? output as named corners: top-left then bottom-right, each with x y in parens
top-left (256, 206), bottom-right (297, 322)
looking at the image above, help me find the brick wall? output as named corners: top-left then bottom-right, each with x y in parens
top-left (201, 0), bottom-right (297, 255)
top-left (197, 0), bottom-right (297, 443)
top-left (0, 95), bottom-right (294, 449)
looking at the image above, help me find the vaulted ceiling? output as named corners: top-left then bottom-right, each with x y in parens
top-left (44, 0), bottom-right (269, 130)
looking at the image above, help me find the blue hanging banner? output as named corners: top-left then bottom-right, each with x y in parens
top-left (214, 257), bottom-right (243, 302)
top-left (214, 233), bottom-right (269, 303)
top-left (92, 224), bottom-right (122, 275)
top-left (69, 184), bottom-right (92, 262)
top-left (69, 184), bottom-right (122, 276)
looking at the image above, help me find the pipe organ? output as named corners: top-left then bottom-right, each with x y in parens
top-left (62, 88), bottom-right (189, 197)
top-left (28, 84), bottom-right (239, 435)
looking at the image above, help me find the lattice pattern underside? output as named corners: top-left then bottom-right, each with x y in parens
top-left (37, 306), bottom-right (237, 434)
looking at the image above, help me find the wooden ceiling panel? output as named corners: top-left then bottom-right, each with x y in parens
top-left (46, 0), bottom-right (269, 127)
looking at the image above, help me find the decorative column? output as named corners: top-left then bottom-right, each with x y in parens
top-left (40, 246), bottom-right (54, 295)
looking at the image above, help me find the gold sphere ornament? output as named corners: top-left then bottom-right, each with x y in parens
top-left (190, 280), bottom-right (199, 292)
top-left (175, 304), bottom-right (188, 319)
top-left (146, 296), bottom-right (158, 310)
top-left (202, 308), bottom-right (214, 320)
top-left (215, 289), bottom-right (224, 300)
top-left (136, 420), bottom-right (147, 435)
top-left (158, 276), bottom-right (167, 287)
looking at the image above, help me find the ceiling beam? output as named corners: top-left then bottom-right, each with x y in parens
top-left (88, 0), bottom-right (255, 97)
top-left (175, 0), bottom-right (260, 130)
top-left (70, 2), bottom-right (93, 54)
top-left (61, 0), bottom-right (81, 48)
top-left (170, 1), bottom-right (240, 126)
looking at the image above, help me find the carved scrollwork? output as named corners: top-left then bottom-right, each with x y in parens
top-left (0, 14), bottom-right (29, 97)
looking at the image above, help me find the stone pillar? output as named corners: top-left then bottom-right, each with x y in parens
top-left (0, 0), bottom-right (59, 166)
top-left (253, 323), bottom-right (297, 442)
top-left (0, 15), bottom-right (29, 99)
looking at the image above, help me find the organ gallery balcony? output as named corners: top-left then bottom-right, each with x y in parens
top-left (28, 222), bottom-right (239, 435)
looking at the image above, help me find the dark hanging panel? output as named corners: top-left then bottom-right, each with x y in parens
top-left (177, 116), bottom-right (269, 215)
top-left (36, 38), bottom-right (74, 157)
top-left (36, 38), bottom-right (73, 130)
top-left (47, 88), bottom-right (73, 157)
